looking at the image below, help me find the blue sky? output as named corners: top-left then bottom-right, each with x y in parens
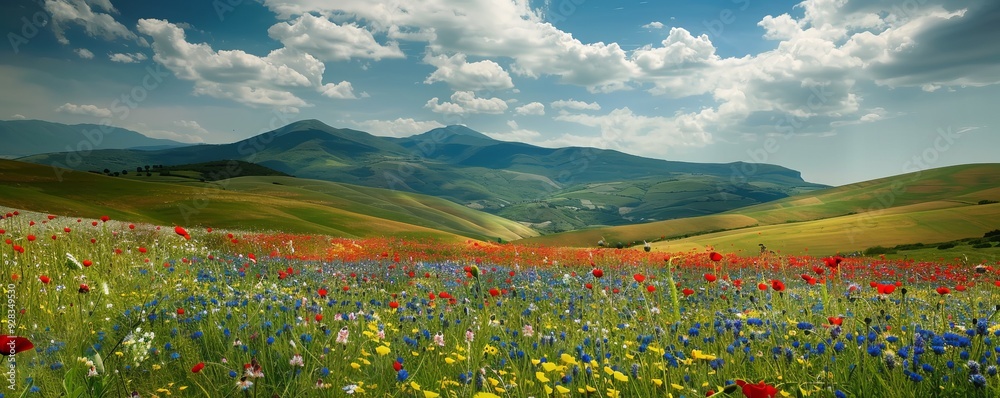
top-left (1, 0), bottom-right (998, 186)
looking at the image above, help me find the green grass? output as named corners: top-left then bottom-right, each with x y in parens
top-left (0, 159), bottom-right (537, 241)
top-left (527, 164), bottom-right (1000, 251)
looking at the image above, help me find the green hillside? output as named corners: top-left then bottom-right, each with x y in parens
top-left (0, 159), bottom-right (536, 241)
top-left (524, 163), bottom-right (1000, 252)
top-left (17, 120), bottom-right (826, 231)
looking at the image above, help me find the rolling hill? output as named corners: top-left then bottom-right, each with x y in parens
top-left (0, 119), bottom-right (188, 158)
top-left (16, 120), bottom-right (826, 232)
top-left (0, 159), bottom-right (537, 241)
top-left (524, 163), bottom-right (1000, 254)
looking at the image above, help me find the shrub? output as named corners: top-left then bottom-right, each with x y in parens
top-left (972, 243), bottom-right (993, 249)
top-left (984, 229), bottom-right (1000, 238)
top-left (978, 200), bottom-right (999, 205)
top-left (937, 243), bottom-right (956, 250)
top-left (864, 246), bottom-right (896, 255)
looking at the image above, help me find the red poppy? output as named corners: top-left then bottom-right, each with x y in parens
top-left (682, 288), bottom-right (695, 297)
top-left (26, 235), bottom-right (36, 242)
top-left (64, 227), bottom-right (71, 233)
top-left (955, 284), bottom-right (967, 292)
top-left (827, 316), bottom-right (843, 326)
top-left (100, 215), bottom-right (110, 222)
top-left (315, 314), bottom-right (323, 322)
top-left (770, 280), bottom-right (785, 292)
top-left (0, 336), bottom-right (34, 356)
top-left (47, 215), bottom-right (56, 220)
top-left (709, 252), bottom-right (723, 262)
top-left (428, 292), bottom-right (436, 300)
top-left (936, 286), bottom-right (951, 295)
top-left (389, 301), bottom-right (399, 309)
top-left (83, 259), bottom-right (93, 267)
top-left (192, 362), bottom-right (205, 373)
top-left (318, 288), bottom-right (328, 297)
top-left (79, 284), bottom-right (90, 293)
top-left (439, 292), bottom-right (452, 299)
top-left (735, 379), bottom-right (778, 398)
top-left (393, 360), bottom-right (403, 372)
top-left (177, 308), bottom-right (185, 315)
top-left (342, 286), bottom-right (349, 292)
top-left (634, 273), bottom-right (646, 283)
top-left (489, 288), bottom-right (500, 297)
top-left (876, 284), bottom-right (895, 295)
top-left (646, 285), bottom-right (656, 293)
top-left (128, 224), bottom-right (135, 230)
top-left (757, 283), bottom-right (768, 291)
top-left (704, 273), bottom-right (718, 283)
top-left (592, 269), bottom-right (604, 278)
top-left (823, 257), bottom-right (843, 269)
top-left (801, 274), bottom-right (816, 285)
top-left (39, 275), bottom-right (50, 284)
top-left (585, 283), bottom-right (593, 290)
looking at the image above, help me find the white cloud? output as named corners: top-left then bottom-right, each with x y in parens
top-left (424, 53), bottom-right (514, 91)
top-left (487, 120), bottom-right (543, 142)
top-left (319, 81), bottom-right (357, 99)
top-left (425, 91), bottom-right (508, 115)
top-left (355, 118), bottom-right (445, 137)
top-left (44, 0), bottom-right (136, 44)
top-left (267, 13), bottom-right (404, 61)
top-left (172, 120), bottom-right (209, 134)
top-left (55, 103), bottom-right (112, 118)
top-left (514, 102), bottom-right (545, 116)
top-left (551, 99), bottom-right (600, 111)
top-left (262, 0), bottom-right (637, 92)
top-left (74, 48), bottom-right (94, 59)
top-left (643, 21), bottom-right (665, 29)
top-left (11, 114), bottom-right (26, 120)
top-left (554, 107), bottom-right (713, 155)
top-left (109, 52), bottom-right (148, 63)
top-left (137, 18), bottom-right (358, 111)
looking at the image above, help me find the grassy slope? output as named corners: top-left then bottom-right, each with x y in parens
top-left (0, 159), bottom-right (536, 241)
top-left (523, 164), bottom-right (1000, 251)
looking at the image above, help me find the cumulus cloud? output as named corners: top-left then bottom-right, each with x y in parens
top-left (355, 118), bottom-right (446, 137)
top-left (137, 18), bottom-right (358, 112)
top-left (56, 103), bottom-right (112, 118)
top-left (425, 91), bottom-right (508, 115)
top-left (44, 0), bottom-right (136, 44)
top-left (642, 21), bottom-right (665, 29)
top-left (424, 53), bottom-right (514, 91)
top-left (514, 102), bottom-right (545, 116)
top-left (319, 81), bottom-right (357, 99)
top-left (554, 107), bottom-right (713, 155)
top-left (551, 99), bottom-right (600, 111)
top-left (262, 0), bottom-right (637, 92)
top-left (172, 120), bottom-right (209, 134)
top-left (74, 48), bottom-right (94, 59)
top-left (109, 52), bottom-right (148, 63)
top-left (267, 13), bottom-right (404, 61)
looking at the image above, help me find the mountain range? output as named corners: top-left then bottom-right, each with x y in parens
top-left (12, 119), bottom-right (827, 232)
top-left (0, 120), bottom-right (188, 158)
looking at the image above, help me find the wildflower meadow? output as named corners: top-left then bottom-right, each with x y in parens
top-left (3, 209), bottom-right (1000, 398)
